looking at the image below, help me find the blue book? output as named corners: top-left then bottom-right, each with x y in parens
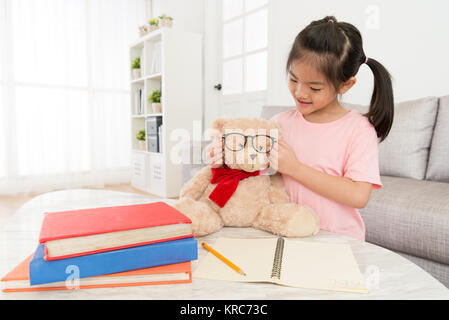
top-left (29, 237), bottom-right (197, 285)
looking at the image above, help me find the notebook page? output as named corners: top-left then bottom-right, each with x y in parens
top-left (279, 240), bottom-right (368, 293)
top-left (193, 238), bottom-right (278, 283)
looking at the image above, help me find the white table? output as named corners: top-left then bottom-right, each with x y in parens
top-left (1, 189), bottom-right (448, 300)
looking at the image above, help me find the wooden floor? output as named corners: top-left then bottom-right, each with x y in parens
top-left (0, 184), bottom-right (180, 230)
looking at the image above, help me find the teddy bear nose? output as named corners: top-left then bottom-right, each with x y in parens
top-left (250, 154), bottom-right (257, 160)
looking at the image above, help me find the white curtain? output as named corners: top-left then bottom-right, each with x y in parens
top-left (0, 0), bottom-right (146, 195)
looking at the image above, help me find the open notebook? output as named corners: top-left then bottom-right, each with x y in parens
top-left (193, 238), bottom-right (368, 294)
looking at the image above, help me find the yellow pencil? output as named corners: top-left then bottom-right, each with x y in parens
top-left (201, 242), bottom-right (246, 276)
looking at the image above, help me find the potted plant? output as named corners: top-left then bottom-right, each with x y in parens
top-left (158, 14), bottom-right (174, 28)
top-left (148, 89), bottom-right (162, 113)
top-left (148, 18), bottom-right (159, 32)
top-left (138, 24), bottom-right (149, 37)
top-left (131, 57), bottom-right (141, 79)
top-left (136, 129), bottom-right (146, 150)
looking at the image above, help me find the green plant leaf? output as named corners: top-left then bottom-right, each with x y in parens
top-left (148, 89), bottom-right (161, 103)
top-left (136, 129), bottom-right (146, 140)
top-left (131, 57), bottom-right (140, 69)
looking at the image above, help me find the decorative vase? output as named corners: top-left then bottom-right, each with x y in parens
top-left (152, 103), bottom-right (162, 113)
top-left (149, 25), bottom-right (159, 32)
top-left (138, 140), bottom-right (146, 151)
top-left (160, 19), bottom-right (173, 28)
top-left (132, 68), bottom-right (141, 79)
top-left (139, 24), bottom-right (149, 37)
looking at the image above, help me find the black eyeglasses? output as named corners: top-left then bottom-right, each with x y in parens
top-left (222, 133), bottom-right (277, 154)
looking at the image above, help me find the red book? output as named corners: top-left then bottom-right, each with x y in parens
top-left (39, 202), bottom-right (193, 261)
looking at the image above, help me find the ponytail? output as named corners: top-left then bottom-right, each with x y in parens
top-left (365, 57), bottom-right (394, 142)
top-left (285, 16), bottom-right (395, 142)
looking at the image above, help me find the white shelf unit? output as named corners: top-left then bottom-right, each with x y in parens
top-left (129, 28), bottom-right (202, 198)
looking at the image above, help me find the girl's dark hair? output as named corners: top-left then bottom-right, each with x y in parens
top-left (286, 16), bottom-right (394, 142)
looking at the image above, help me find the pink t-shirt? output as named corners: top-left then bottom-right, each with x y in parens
top-left (273, 109), bottom-right (382, 241)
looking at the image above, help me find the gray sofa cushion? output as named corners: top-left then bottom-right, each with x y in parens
top-left (426, 95), bottom-right (449, 182)
top-left (360, 175), bottom-right (449, 265)
top-left (343, 97), bottom-right (439, 180)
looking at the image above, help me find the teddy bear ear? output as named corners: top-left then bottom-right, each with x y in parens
top-left (270, 119), bottom-right (281, 129)
top-left (208, 117), bottom-right (229, 140)
top-left (212, 117), bottom-right (228, 131)
top-left (269, 118), bottom-right (282, 140)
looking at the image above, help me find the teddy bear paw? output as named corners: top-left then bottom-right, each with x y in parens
top-left (285, 204), bottom-right (320, 237)
top-left (253, 203), bottom-right (319, 238)
top-left (173, 197), bottom-right (224, 237)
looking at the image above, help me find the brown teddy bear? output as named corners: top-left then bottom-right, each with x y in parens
top-left (173, 117), bottom-right (319, 238)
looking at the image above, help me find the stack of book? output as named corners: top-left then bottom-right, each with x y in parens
top-left (1, 202), bottom-right (198, 292)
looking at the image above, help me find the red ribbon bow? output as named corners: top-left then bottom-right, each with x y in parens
top-left (208, 164), bottom-right (263, 208)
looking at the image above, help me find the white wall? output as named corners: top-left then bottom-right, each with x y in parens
top-left (147, 0), bottom-right (207, 131)
top-left (267, 0), bottom-right (449, 106)
top-left (150, 0), bottom-right (204, 34)
top-left (146, 0), bottom-right (449, 122)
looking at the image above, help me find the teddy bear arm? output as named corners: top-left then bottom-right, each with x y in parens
top-left (179, 165), bottom-right (213, 200)
top-left (268, 172), bottom-right (290, 204)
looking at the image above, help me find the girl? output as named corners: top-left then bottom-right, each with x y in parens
top-left (206, 16), bottom-right (394, 241)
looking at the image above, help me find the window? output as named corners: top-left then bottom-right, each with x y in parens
top-left (0, 0), bottom-right (145, 194)
top-left (221, 0), bottom-right (268, 95)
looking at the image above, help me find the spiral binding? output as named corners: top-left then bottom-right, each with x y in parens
top-left (270, 237), bottom-right (284, 279)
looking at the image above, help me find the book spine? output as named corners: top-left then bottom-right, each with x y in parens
top-left (30, 238), bottom-right (197, 285)
top-left (139, 89), bottom-right (143, 114)
top-left (270, 237), bottom-right (284, 280)
top-left (44, 233), bottom-right (194, 261)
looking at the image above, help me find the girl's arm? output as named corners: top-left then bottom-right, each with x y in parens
top-left (289, 161), bottom-right (372, 209)
top-left (270, 140), bottom-right (372, 209)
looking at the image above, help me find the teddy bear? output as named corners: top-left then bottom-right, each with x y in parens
top-left (173, 116), bottom-right (320, 238)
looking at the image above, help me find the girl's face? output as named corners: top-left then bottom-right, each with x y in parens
top-left (288, 60), bottom-right (338, 117)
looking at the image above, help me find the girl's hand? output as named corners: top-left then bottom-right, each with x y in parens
top-left (205, 139), bottom-right (224, 168)
top-left (268, 139), bottom-right (301, 176)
